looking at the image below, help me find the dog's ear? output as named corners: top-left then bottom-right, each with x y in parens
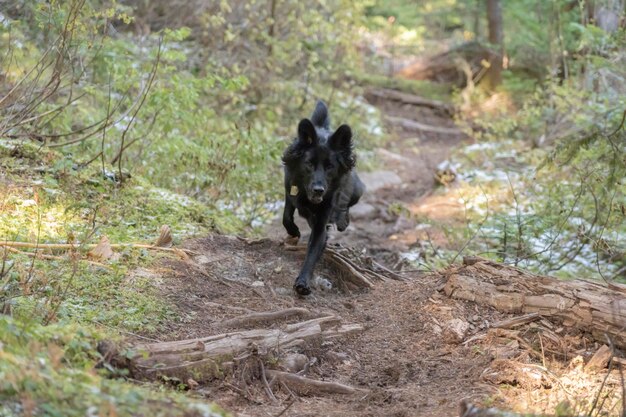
top-left (329, 124), bottom-right (352, 151)
top-left (328, 124), bottom-right (356, 170)
top-left (310, 100), bottom-right (330, 129)
top-left (283, 119), bottom-right (318, 164)
top-left (297, 118), bottom-right (318, 146)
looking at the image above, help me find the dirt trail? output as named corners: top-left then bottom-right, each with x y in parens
top-left (126, 87), bottom-right (626, 417)
top-left (138, 92), bottom-right (619, 417)
top-left (141, 94), bottom-right (498, 417)
top-left (153, 234), bottom-right (496, 417)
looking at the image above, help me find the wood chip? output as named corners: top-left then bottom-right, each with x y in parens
top-left (585, 344), bottom-right (613, 371)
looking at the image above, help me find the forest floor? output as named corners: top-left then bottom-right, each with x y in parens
top-left (136, 93), bottom-right (621, 417)
top-left (152, 95), bottom-right (484, 417)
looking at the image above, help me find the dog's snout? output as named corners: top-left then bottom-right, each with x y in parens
top-left (312, 185), bottom-right (325, 195)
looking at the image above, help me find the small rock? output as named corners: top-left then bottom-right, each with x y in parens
top-left (194, 255), bottom-right (211, 265)
top-left (251, 280), bottom-right (265, 287)
top-left (274, 287), bottom-right (292, 296)
top-left (327, 351), bottom-right (350, 363)
top-left (350, 202), bottom-right (376, 219)
top-left (186, 378), bottom-right (199, 390)
top-left (359, 170), bottom-right (402, 193)
top-left (312, 276), bottom-right (332, 291)
top-left (280, 353), bottom-right (309, 373)
top-left (443, 318), bottom-right (470, 344)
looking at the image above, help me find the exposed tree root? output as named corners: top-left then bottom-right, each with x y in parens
top-left (266, 370), bottom-right (364, 396)
top-left (284, 243), bottom-right (402, 291)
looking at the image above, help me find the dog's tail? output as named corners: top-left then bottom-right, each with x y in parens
top-left (311, 100), bottom-right (330, 129)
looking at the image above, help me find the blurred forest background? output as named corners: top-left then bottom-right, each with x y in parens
top-left (0, 0), bottom-right (625, 416)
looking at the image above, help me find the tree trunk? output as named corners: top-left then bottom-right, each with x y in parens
top-left (443, 257), bottom-right (626, 350)
top-left (484, 0), bottom-right (503, 90)
top-left (594, 0), bottom-right (624, 33)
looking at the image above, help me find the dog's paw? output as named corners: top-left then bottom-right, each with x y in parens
top-left (293, 283), bottom-right (311, 296)
top-left (335, 211), bottom-right (350, 232)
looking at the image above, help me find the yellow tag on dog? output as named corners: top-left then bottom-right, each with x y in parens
top-left (290, 185), bottom-right (299, 196)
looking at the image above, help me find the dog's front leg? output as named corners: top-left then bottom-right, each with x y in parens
top-left (331, 187), bottom-right (352, 231)
top-left (282, 196), bottom-right (300, 238)
top-left (294, 211), bottom-right (330, 295)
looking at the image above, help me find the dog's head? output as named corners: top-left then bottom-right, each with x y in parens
top-left (282, 101), bottom-right (356, 205)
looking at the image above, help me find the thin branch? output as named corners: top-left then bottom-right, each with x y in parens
top-left (116, 37), bottom-right (162, 182)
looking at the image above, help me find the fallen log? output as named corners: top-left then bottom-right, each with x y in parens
top-left (366, 88), bottom-right (455, 115)
top-left (114, 317), bottom-right (363, 382)
top-left (385, 115), bottom-right (463, 135)
top-left (443, 258), bottom-right (626, 350)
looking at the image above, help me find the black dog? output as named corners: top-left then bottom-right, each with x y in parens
top-left (282, 101), bottom-right (364, 295)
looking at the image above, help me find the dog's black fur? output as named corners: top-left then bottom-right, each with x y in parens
top-left (282, 101), bottom-right (365, 296)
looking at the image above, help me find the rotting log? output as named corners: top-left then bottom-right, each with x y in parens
top-left (397, 41), bottom-right (492, 87)
top-left (443, 258), bottom-right (626, 349)
top-left (112, 316), bottom-right (363, 382)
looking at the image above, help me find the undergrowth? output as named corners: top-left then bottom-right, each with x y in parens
top-left (0, 316), bottom-right (225, 417)
top-left (0, 1), bottom-right (391, 415)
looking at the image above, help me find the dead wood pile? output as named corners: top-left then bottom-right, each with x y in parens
top-left (101, 315), bottom-right (366, 398)
top-left (443, 257), bottom-right (626, 350)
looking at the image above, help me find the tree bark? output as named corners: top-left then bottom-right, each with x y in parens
top-left (485, 0), bottom-right (504, 90)
top-left (443, 257), bottom-right (626, 350)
